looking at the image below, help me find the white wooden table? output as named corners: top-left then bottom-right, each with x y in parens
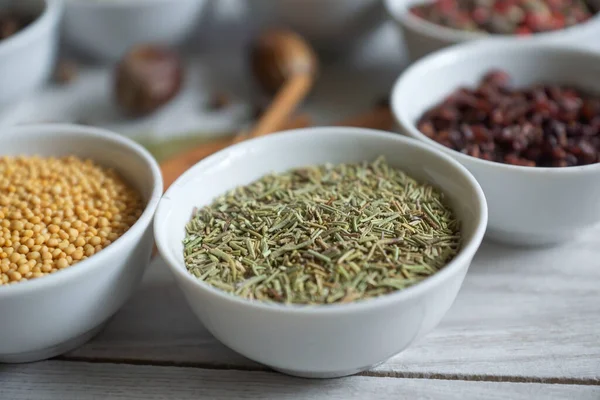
top-left (2, 11), bottom-right (600, 399)
top-left (2, 228), bottom-right (599, 399)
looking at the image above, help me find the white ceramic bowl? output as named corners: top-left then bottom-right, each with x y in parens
top-left (0, 124), bottom-right (162, 363)
top-left (252, 0), bottom-right (385, 55)
top-left (392, 41), bottom-right (600, 246)
top-left (155, 127), bottom-right (487, 378)
top-left (63, 0), bottom-right (208, 61)
top-left (0, 0), bottom-right (62, 106)
top-left (384, 0), bottom-right (600, 61)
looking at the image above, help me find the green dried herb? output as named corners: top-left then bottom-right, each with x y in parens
top-left (183, 157), bottom-right (461, 305)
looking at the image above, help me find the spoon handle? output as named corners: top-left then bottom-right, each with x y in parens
top-left (232, 73), bottom-right (314, 144)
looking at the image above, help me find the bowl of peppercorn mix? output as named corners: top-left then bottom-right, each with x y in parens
top-left (0, 124), bottom-right (163, 363)
top-left (384, 0), bottom-right (600, 61)
top-left (391, 40), bottom-right (600, 246)
top-left (154, 127), bottom-right (488, 378)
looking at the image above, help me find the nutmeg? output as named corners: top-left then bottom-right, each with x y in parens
top-left (114, 44), bottom-right (184, 117)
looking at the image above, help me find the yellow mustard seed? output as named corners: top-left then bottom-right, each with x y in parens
top-left (0, 155), bottom-right (145, 285)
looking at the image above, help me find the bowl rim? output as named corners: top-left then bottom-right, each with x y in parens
top-left (383, 0), bottom-right (600, 43)
top-left (154, 127), bottom-right (488, 315)
top-left (0, 123), bottom-right (163, 297)
top-left (391, 40), bottom-right (600, 175)
top-left (0, 0), bottom-right (63, 57)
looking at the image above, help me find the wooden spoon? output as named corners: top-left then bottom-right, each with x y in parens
top-left (160, 29), bottom-right (318, 191)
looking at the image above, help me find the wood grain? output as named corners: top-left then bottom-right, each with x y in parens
top-left (65, 226), bottom-right (600, 382)
top-left (332, 105), bottom-right (393, 131)
top-left (2, 361), bottom-right (598, 400)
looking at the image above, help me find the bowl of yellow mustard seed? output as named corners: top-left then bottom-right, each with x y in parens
top-left (0, 124), bottom-right (163, 363)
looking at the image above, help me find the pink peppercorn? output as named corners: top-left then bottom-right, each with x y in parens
top-left (410, 0), bottom-right (596, 35)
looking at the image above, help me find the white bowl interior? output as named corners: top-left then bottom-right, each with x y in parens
top-left (156, 128), bottom-right (486, 285)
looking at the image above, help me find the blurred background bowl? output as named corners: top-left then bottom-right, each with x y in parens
top-left (63, 0), bottom-right (208, 62)
top-left (392, 41), bottom-right (600, 246)
top-left (251, 0), bottom-right (386, 57)
top-left (384, 0), bottom-right (600, 62)
top-left (0, 124), bottom-right (162, 363)
top-left (154, 127), bottom-right (487, 378)
top-left (0, 0), bottom-right (62, 106)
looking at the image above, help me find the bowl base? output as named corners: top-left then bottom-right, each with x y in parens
top-left (272, 360), bottom-right (388, 379)
top-left (0, 323), bottom-right (106, 364)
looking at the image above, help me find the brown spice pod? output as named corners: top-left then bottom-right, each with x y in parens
top-left (114, 45), bottom-right (184, 117)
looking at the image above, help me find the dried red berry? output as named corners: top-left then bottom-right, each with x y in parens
top-left (416, 69), bottom-right (600, 167)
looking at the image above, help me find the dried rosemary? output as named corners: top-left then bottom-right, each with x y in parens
top-left (183, 157), bottom-right (461, 305)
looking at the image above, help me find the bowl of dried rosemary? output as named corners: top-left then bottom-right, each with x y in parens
top-left (154, 127), bottom-right (487, 379)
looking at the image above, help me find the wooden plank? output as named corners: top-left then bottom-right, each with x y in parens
top-left (377, 231), bottom-right (600, 383)
top-left (65, 226), bottom-right (600, 382)
top-left (1, 361), bottom-right (598, 400)
top-left (65, 258), bottom-right (260, 368)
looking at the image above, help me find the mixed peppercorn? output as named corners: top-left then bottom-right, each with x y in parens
top-left (409, 0), bottom-right (596, 35)
top-left (417, 70), bottom-right (600, 167)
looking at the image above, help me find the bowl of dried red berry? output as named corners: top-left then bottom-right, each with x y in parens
top-left (391, 40), bottom-right (600, 246)
top-left (385, 0), bottom-right (600, 61)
